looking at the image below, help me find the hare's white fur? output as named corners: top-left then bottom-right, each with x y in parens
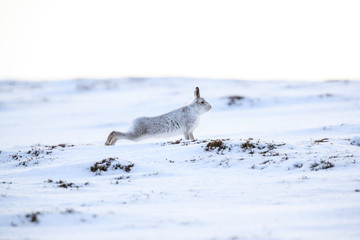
top-left (105, 87), bottom-right (212, 145)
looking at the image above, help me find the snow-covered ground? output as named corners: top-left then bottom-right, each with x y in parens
top-left (0, 78), bottom-right (360, 240)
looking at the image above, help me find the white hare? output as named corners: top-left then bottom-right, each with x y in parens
top-left (105, 87), bottom-right (212, 145)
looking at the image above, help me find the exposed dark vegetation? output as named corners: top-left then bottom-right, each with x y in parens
top-left (11, 144), bottom-right (74, 167)
top-left (162, 138), bottom-right (285, 157)
top-left (350, 138), bottom-right (360, 146)
top-left (310, 160), bottom-right (335, 171)
top-left (204, 139), bottom-right (230, 153)
top-left (26, 148), bottom-right (49, 157)
top-left (110, 172), bottom-right (160, 184)
top-left (197, 138), bottom-right (292, 169)
top-left (14, 147), bottom-right (51, 166)
top-left (314, 138), bottom-right (329, 144)
top-left (91, 157), bottom-right (117, 173)
top-left (25, 212), bottom-right (41, 223)
top-left (261, 160), bottom-right (272, 165)
top-left (241, 138), bottom-right (257, 151)
top-left (240, 138), bottom-right (258, 155)
top-left (114, 175), bottom-right (131, 180)
top-left (293, 163), bottom-right (303, 169)
top-left (55, 180), bottom-right (79, 189)
top-left (45, 144), bottom-right (75, 150)
top-left (46, 179), bottom-right (89, 189)
top-left (168, 139), bottom-right (182, 145)
top-left (61, 208), bottom-right (75, 214)
top-left (310, 162), bottom-right (319, 170)
top-left (225, 95), bottom-right (245, 106)
top-left (76, 80), bottom-right (119, 91)
top-left (161, 139), bottom-right (208, 146)
top-left (90, 158), bottom-right (134, 175)
top-left (142, 172), bottom-right (159, 177)
top-left (318, 93), bottom-right (333, 98)
top-left (202, 138), bottom-right (285, 158)
top-left (113, 162), bottom-right (134, 172)
top-left (113, 175), bottom-right (131, 184)
top-left (239, 138), bottom-right (285, 156)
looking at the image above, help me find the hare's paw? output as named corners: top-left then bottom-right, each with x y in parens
top-left (105, 131), bottom-right (116, 146)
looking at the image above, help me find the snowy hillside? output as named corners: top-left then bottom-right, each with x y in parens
top-left (0, 78), bottom-right (360, 240)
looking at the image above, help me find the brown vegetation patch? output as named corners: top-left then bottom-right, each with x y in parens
top-left (204, 139), bottom-right (230, 153)
top-left (25, 212), bottom-right (41, 223)
top-left (310, 160), bottom-right (335, 171)
top-left (90, 158), bottom-right (134, 175)
top-left (314, 138), bottom-right (329, 144)
top-left (226, 95), bottom-right (245, 106)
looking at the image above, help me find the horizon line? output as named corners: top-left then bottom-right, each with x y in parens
top-left (0, 75), bottom-right (358, 83)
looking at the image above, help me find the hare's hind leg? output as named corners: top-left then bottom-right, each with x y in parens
top-left (105, 131), bottom-right (123, 146)
top-left (105, 131), bottom-right (143, 145)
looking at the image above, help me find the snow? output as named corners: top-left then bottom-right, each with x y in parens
top-left (0, 78), bottom-right (360, 240)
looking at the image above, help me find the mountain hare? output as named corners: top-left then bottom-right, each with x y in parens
top-left (105, 87), bottom-right (212, 145)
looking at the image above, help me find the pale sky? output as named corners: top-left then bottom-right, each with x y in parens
top-left (0, 0), bottom-right (359, 81)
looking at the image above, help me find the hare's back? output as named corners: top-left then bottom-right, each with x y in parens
top-left (131, 115), bottom-right (183, 136)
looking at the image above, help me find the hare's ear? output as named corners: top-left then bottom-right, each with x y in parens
top-left (194, 87), bottom-right (200, 99)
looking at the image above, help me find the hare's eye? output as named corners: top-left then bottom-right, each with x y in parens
top-left (201, 101), bottom-right (205, 104)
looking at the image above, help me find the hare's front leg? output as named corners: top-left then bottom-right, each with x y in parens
top-left (184, 132), bottom-right (195, 141)
top-left (189, 133), bottom-right (195, 141)
top-left (105, 131), bottom-right (121, 146)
